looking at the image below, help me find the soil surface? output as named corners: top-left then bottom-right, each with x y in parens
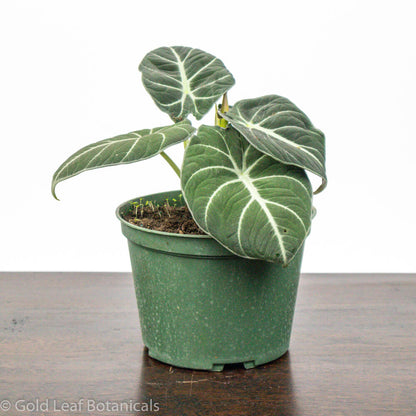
top-left (123, 204), bottom-right (206, 235)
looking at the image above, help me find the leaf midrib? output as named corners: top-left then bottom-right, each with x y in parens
top-left (54, 135), bottom-right (145, 179)
top-left (238, 171), bottom-right (287, 264)
top-left (239, 120), bottom-right (323, 168)
top-left (198, 163), bottom-right (310, 264)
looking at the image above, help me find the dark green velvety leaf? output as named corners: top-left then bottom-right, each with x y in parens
top-left (221, 95), bottom-right (326, 193)
top-left (139, 46), bottom-right (235, 121)
top-left (181, 125), bottom-right (313, 265)
top-left (52, 121), bottom-right (194, 199)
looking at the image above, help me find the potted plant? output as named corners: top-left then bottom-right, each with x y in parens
top-left (52, 46), bottom-right (326, 371)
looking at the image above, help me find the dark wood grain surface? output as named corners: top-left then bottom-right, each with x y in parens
top-left (0, 273), bottom-right (415, 416)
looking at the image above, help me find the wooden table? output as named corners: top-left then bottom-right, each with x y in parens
top-left (1, 273), bottom-right (415, 415)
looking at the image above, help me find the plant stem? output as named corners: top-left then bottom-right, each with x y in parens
top-left (215, 93), bottom-right (229, 128)
top-left (160, 151), bottom-right (181, 178)
top-left (221, 92), bottom-right (229, 113)
top-left (215, 104), bottom-right (221, 127)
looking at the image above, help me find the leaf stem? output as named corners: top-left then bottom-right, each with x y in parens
top-left (221, 92), bottom-right (229, 113)
top-left (215, 93), bottom-right (229, 128)
top-left (160, 151), bottom-right (181, 178)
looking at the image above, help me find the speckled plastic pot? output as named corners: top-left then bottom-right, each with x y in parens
top-left (116, 190), bottom-right (303, 371)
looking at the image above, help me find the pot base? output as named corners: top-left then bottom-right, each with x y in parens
top-left (147, 346), bottom-right (289, 371)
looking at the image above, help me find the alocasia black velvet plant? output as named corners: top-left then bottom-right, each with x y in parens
top-left (52, 46), bottom-right (326, 266)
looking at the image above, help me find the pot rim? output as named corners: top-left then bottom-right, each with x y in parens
top-left (115, 190), bottom-right (212, 240)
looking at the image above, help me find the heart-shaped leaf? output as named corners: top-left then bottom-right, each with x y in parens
top-left (139, 46), bottom-right (235, 122)
top-left (181, 125), bottom-right (313, 265)
top-left (52, 121), bottom-right (194, 199)
top-left (220, 95), bottom-right (326, 193)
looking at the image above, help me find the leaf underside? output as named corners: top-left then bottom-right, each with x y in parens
top-left (181, 125), bottom-right (313, 265)
top-left (221, 95), bottom-right (326, 193)
top-left (139, 46), bottom-right (235, 121)
top-left (52, 121), bottom-right (195, 199)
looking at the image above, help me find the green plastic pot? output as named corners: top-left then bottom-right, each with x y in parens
top-left (116, 190), bottom-right (303, 371)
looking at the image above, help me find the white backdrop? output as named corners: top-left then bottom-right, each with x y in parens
top-left (1, 0), bottom-right (415, 272)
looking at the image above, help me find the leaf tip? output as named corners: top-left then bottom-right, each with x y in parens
top-left (51, 180), bottom-right (61, 201)
top-left (313, 178), bottom-right (327, 195)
